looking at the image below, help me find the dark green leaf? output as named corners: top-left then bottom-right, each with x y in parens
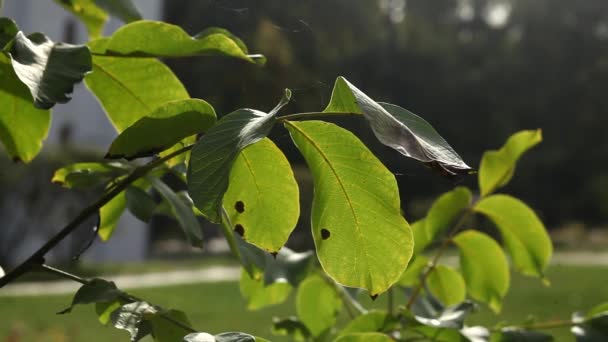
top-left (149, 310), bottom-right (192, 342)
top-left (0, 54), bottom-right (50, 162)
top-left (106, 99), bottom-right (216, 159)
top-left (99, 189), bottom-right (126, 241)
top-left (286, 120), bottom-right (413, 295)
top-left (414, 301), bottom-right (476, 329)
top-left (52, 162), bottom-right (129, 188)
top-left (223, 138), bottom-right (300, 252)
top-left (188, 90), bottom-right (291, 222)
top-left (427, 265), bottom-right (466, 307)
top-left (272, 317), bottom-right (311, 341)
top-left (296, 274), bottom-right (342, 336)
top-left (239, 269), bottom-right (292, 310)
top-left (495, 328), bottom-right (553, 342)
top-left (125, 186), bottom-right (156, 222)
top-left (333, 332), bottom-right (394, 342)
top-left (110, 301), bottom-right (157, 341)
top-left (0, 17), bottom-right (18, 48)
top-left (324, 77), bottom-right (472, 176)
top-left (149, 177), bottom-right (203, 247)
top-left (103, 21), bottom-right (263, 63)
top-left (9, 31), bottom-right (92, 109)
top-left (53, 0), bottom-right (108, 38)
top-left (479, 130), bottom-right (542, 196)
top-left (93, 0), bottom-right (141, 23)
top-left (398, 255), bottom-right (429, 287)
top-left (453, 230), bottom-right (509, 313)
top-left (413, 187), bottom-right (472, 253)
top-left (59, 278), bottom-right (121, 314)
top-left (474, 195), bottom-right (552, 278)
top-left (85, 41), bottom-right (190, 132)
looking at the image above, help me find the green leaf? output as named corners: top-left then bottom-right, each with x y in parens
top-left (453, 230), bottom-right (510, 313)
top-left (296, 274), bottom-right (342, 336)
top-left (149, 310), bottom-right (192, 342)
top-left (96, 299), bottom-right (126, 325)
top-left (52, 162), bottom-right (129, 188)
top-left (110, 301), bottom-right (157, 341)
top-left (85, 46), bottom-right (190, 132)
top-left (188, 90), bottom-right (291, 222)
top-left (53, 0), bottom-right (108, 38)
top-left (495, 328), bottom-right (553, 341)
top-left (286, 120), bottom-right (413, 295)
top-left (149, 177), bottom-right (203, 247)
top-left (479, 130), bottom-right (542, 196)
top-left (103, 21), bottom-right (263, 64)
top-left (0, 55), bottom-right (50, 162)
top-left (339, 311), bottom-right (394, 335)
top-left (183, 332), bottom-right (256, 342)
top-left (427, 265), bottom-right (466, 307)
top-left (413, 187), bottom-right (472, 253)
top-left (413, 301), bottom-right (476, 329)
top-left (223, 138), bottom-right (300, 252)
top-left (9, 31), bottom-right (92, 109)
top-left (272, 317), bottom-right (311, 342)
top-left (106, 99), bottom-right (216, 159)
top-left (333, 332), bottom-right (393, 342)
top-left (239, 269), bottom-right (292, 310)
top-left (99, 189), bottom-right (126, 241)
top-left (0, 17), bottom-right (18, 48)
top-left (587, 303), bottom-right (608, 318)
top-left (324, 77), bottom-right (471, 176)
top-left (474, 195), bottom-right (553, 278)
top-left (59, 278), bottom-right (121, 314)
top-left (125, 186), bottom-right (156, 222)
top-left (93, 0), bottom-right (141, 23)
top-left (398, 255), bottom-right (429, 287)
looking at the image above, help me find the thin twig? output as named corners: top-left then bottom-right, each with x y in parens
top-left (318, 271), bottom-right (366, 318)
top-left (0, 144), bottom-right (194, 288)
top-left (277, 111), bottom-right (361, 122)
top-left (38, 264), bottom-right (197, 333)
top-left (406, 209), bottom-right (472, 309)
top-left (387, 287), bottom-right (394, 317)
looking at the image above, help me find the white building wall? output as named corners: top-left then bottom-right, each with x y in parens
top-left (1, 0), bottom-right (164, 263)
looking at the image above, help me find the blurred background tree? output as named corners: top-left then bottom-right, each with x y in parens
top-left (164, 0), bottom-right (608, 229)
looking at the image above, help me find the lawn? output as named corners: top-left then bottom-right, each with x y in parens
top-left (1, 264), bottom-right (606, 341)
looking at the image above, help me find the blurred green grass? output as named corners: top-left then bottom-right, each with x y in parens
top-left (1, 264), bottom-right (606, 341)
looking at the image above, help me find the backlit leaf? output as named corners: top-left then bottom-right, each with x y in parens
top-left (85, 39), bottom-right (190, 132)
top-left (94, 0), bottom-right (141, 23)
top-left (333, 332), bottom-right (393, 342)
top-left (106, 99), bottom-right (216, 160)
top-left (286, 120), bottom-right (413, 295)
top-left (413, 187), bottom-right (472, 253)
top-left (296, 274), bottom-right (342, 336)
top-left (223, 138), bottom-right (300, 252)
top-left (324, 77), bottom-right (472, 176)
top-left (339, 311), bottom-right (395, 336)
top-left (474, 195), bottom-right (552, 278)
top-left (188, 90), bottom-right (291, 222)
top-left (99, 189), bottom-right (126, 241)
top-left (398, 255), bottom-right (429, 287)
top-left (453, 230), bottom-right (509, 313)
top-left (427, 265), bottom-right (466, 307)
top-left (9, 31), bottom-right (92, 109)
top-left (239, 269), bottom-right (292, 310)
top-left (52, 162), bottom-right (129, 189)
top-left (479, 130), bottom-right (542, 196)
top-left (104, 21), bottom-right (263, 64)
top-left (54, 0), bottom-right (108, 38)
top-left (0, 54), bottom-right (50, 162)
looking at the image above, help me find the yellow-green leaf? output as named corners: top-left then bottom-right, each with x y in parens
top-left (479, 130), bottom-right (542, 196)
top-left (296, 274), bottom-right (342, 336)
top-left (286, 120), bottom-right (413, 295)
top-left (239, 269), bottom-right (291, 310)
top-left (427, 265), bottom-right (466, 307)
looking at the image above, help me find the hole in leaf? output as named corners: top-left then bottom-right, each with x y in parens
top-left (270, 252), bottom-right (278, 259)
top-left (235, 201), bottom-right (245, 213)
top-left (370, 294), bottom-right (378, 301)
top-left (234, 224), bottom-right (245, 237)
top-left (321, 228), bottom-right (331, 240)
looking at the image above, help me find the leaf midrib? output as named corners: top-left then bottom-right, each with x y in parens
top-left (92, 59), bottom-right (151, 116)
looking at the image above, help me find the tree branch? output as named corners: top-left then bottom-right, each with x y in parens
top-left (0, 144), bottom-right (194, 288)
